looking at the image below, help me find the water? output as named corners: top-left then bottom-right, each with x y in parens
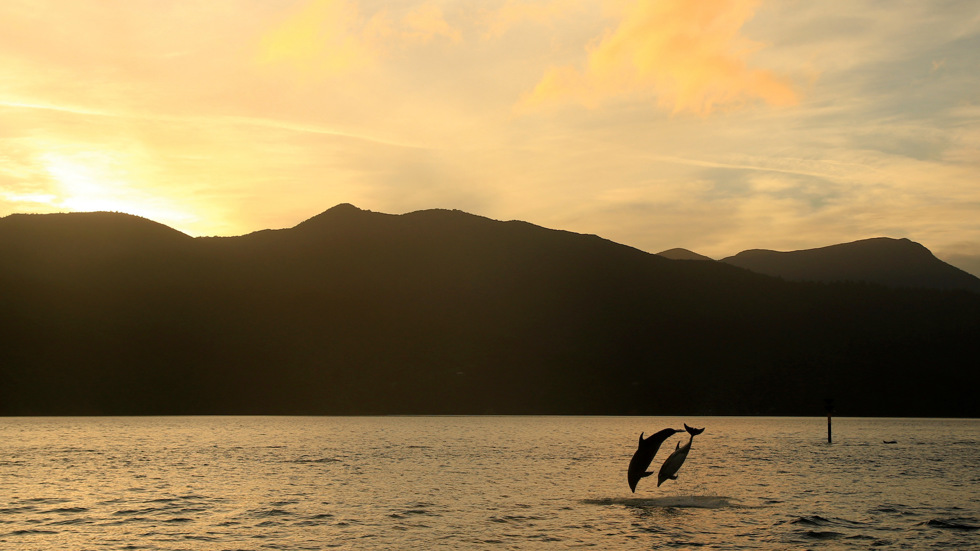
top-left (1, 416), bottom-right (977, 550)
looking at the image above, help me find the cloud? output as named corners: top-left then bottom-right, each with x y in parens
top-left (257, 0), bottom-right (379, 74)
top-left (402, 3), bottom-right (462, 44)
top-left (482, 0), bottom-right (584, 38)
top-left (518, 0), bottom-right (798, 114)
top-left (256, 0), bottom-right (463, 76)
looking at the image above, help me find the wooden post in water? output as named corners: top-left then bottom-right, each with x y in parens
top-left (825, 398), bottom-right (834, 444)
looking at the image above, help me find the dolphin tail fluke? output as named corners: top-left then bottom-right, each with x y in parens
top-left (684, 424), bottom-right (705, 436)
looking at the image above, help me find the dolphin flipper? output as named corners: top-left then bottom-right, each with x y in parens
top-left (641, 471), bottom-right (654, 478)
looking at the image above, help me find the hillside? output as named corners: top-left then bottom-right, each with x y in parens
top-left (657, 248), bottom-right (714, 261)
top-left (1, 206), bottom-right (978, 416)
top-left (721, 238), bottom-right (980, 293)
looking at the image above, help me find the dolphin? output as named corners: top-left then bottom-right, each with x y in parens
top-left (627, 428), bottom-right (682, 492)
top-left (657, 423), bottom-right (705, 487)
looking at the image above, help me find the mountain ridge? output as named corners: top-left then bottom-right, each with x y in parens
top-left (1, 206), bottom-right (977, 417)
top-left (720, 237), bottom-right (980, 293)
top-left (7, 208), bottom-right (971, 290)
top-left (657, 248), bottom-right (715, 261)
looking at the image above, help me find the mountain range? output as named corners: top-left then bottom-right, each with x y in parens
top-left (2, 205), bottom-right (978, 416)
top-left (659, 240), bottom-right (980, 293)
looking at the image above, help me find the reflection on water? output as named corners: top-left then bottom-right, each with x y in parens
top-left (585, 495), bottom-right (737, 508)
top-left (0, 416), bottom-right (977, 549)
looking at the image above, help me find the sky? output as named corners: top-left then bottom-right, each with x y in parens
top-left (2, 0), bottom-right (979, 275)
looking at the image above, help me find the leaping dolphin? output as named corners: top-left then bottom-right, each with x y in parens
top-left (657, 423), bottom-right (705, 487)
top-left (627, 428), bottom-right (682, 492)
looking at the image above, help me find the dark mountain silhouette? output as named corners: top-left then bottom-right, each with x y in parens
top-left (0, 211), bottom-right (191, 251)
top-left (721, 238), bottom-right (980, 293)
top-left (657, 248), bottom-right (714, 261)
top-left (2, 206), bottom-right (978, 417)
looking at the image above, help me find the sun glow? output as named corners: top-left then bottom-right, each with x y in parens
top-left (0, 1), bottom-right (978, 273)
top-left (40, 151), bottom-right (197, 229)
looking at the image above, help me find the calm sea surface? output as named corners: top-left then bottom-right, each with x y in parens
top-left (0, 416), bottom-right (977, 550)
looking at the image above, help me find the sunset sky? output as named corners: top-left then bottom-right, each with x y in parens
top-left (2, 1), bottom-right (979, 275)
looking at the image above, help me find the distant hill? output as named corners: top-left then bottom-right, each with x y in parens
top-left (657, 248), bottom-right (714, 261)
top-left (0, 211), bottom-right (191, 250)
top-left (1, 206), bottom-right (978, 417)
top-left (721, 237), bottom-right (980, 293)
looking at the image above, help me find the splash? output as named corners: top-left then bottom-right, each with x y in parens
top-left (584, 495), bottom-right (738, 509)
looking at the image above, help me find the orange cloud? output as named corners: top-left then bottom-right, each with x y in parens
top-left (519, 0), bottom-right (798, 115)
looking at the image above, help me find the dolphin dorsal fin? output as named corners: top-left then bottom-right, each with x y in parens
top-left (639, 432), bottom-right (645, 445)
top-left (675, 441), bottom-right (680, 449)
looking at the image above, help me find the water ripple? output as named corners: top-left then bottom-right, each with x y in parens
top-left (922, 518), bottom-right (979, 530)
top-left (0, 416), bottom-right (976, 550)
